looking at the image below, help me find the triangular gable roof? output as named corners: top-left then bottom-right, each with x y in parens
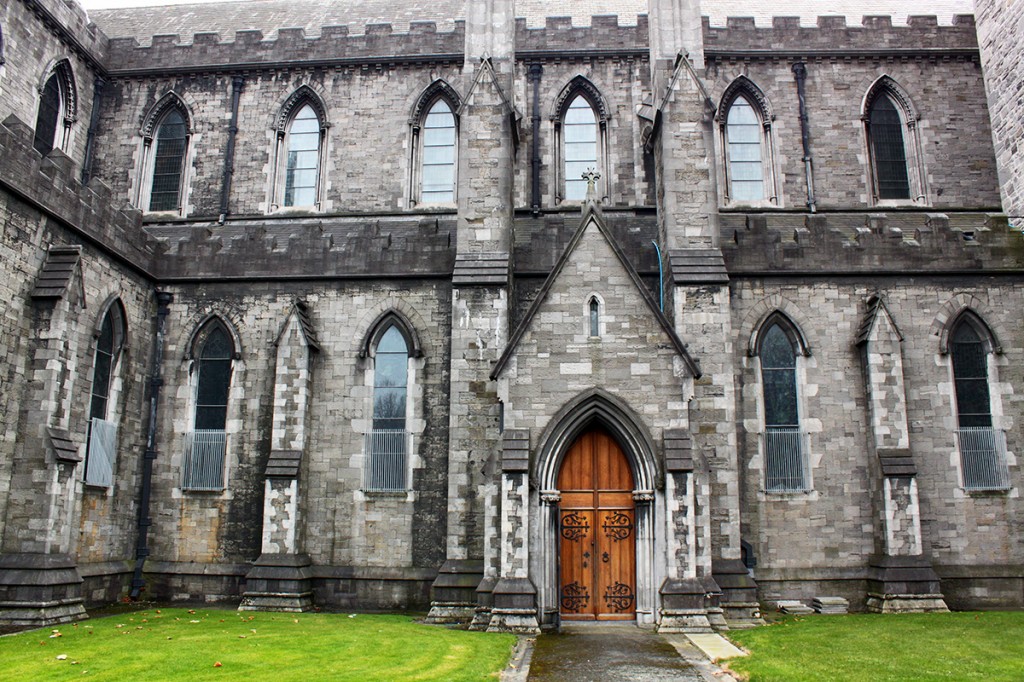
top-left (855, 293), bottom-right (903, 346)
top-left (274, 299), bottom-right (320, 351)
top-left (491, 205), bottom-right (701, 380)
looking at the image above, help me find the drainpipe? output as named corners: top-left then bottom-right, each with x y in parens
top-left (130, 290), bottom-right (173, 599)
top-left (218, 76), bottom-right (244, 225)
top-left (652, 240), bottom-right (664, 313)
top-left (81, 76), bottom-right (106, 185)
top-left (792, 62), bottom-right (816, 213)
top-left (528, 63), bottom-right (543, 216)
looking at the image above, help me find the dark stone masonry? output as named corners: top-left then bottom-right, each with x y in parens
top-left (0, 0), bottom-right (1020, 630)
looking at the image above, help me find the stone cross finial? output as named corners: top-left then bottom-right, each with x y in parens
top-left (585, 168), bottom-right (598, 202)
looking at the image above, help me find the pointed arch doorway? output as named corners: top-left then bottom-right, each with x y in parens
top-left (557, 428), bottom-right (636, 621)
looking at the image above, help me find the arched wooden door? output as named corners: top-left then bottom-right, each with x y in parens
top-left (557, 428), bottom-right (636, 621)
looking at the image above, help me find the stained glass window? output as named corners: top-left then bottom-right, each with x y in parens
top-left (869, 95), bottom-right (911, 200)
top-left (420, 99), bottom-right (456, 204)
top-left (283, 104), bottom-right (320, 207)
top-left (149, 109), bottom-right (187, 212)
top-left (564, 95), bottom-right (598, 202)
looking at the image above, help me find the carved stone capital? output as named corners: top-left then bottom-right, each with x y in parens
top-left (539, 490), bottom-right (561, 505)
top-left (632, 490), bottom-right (655, 503)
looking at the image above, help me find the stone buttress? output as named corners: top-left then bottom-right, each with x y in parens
top-left (426, 0), bottom-right (517, 625)
top-left (856, 295), bottom-right (948, 613)
top-left (0, 247), bottom-right (90, 625)
top-left (647, 0), bottom-right (761, 628)
top-left (239, 301), bottom-right (319, 612)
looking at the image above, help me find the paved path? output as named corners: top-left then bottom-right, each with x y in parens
top-left (525, 624), bottom-right (720, 682)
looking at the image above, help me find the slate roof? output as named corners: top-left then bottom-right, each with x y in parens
top-left (88, 0), bottom-right (974, 45)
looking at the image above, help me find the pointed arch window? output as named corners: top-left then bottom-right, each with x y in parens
top-left (863, 79), bottom-right (925, 204)
top-left (868, 95), bottom-right (910, 200)
top-left (418, 99), bottom-right (457, 204)
top-left (85, 303), bottom-right (125, 487)
top-left (271, 92), bottom-right (327, 211)
top-left (950, 316), bottom-right (1009, 490)
top-left (366, 324), bottom-right (410, 491)
top-left (563, 95), bottom-right (599, 202)
top-left (725, 97), bottom-right (764, 201)
top-left (149, 108), bottom-right (188, 212)
top-left (283, 104), bottom-right (320, 207)
top-left (33, 64), bottom-right (75, 155)
top-left (757, 318), bottom-right (810, 492)
top-left (718, 80), bottom-right (777, 205)
top-left (183, 321), bottom-right (234, 490)
top-left (589, 297), bottom-right (600, 337)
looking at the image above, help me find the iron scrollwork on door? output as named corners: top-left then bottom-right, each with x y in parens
top-left (561, 511), bottom-right (590, 541)
top-left (603, 582), bottom-right (635, 612)
top-left (602, 511), bottom-right (633, 541)
top-left (561, 582), bottom-right (590, 613)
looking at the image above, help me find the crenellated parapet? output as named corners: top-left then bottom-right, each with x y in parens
top-left (17, 0), bottom-right (109, 69)
top-left (0, 114), bottom-right (158, 273)
top-left (104, 22), bottom-right (467, 74)
top-left (722, 211), bottom-right (1024, 273)
top-left (514, 15), bottom-right (648, 55)
top-left (704, 14), bottom-right (979, 60)
top-left (147, 216), bottom-right (457, 280)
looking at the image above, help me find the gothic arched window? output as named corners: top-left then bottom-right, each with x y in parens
top-left (33, 63), bottom-right (75, 155)
top-left (562, 95), bottom-right (598, 202)
top-left (863, 77), bottom-right (925, 204)
top-left (85, 303), bottom-right (125, 486)
top-left (757, 317), bottom-right (809, 492)
top-left (950, 315), bottom-right (1009, 490)
top-left (725, 96), bottom-right (764, 201)
top-left (148, 108), bottom-right (189, 212)
top-left (366, 324), bottom-right (411, 491)
top-left (718, 78), bottom-right (776, 205)
top-left (283, 104), bottom-right (321, 207)
top-left (183, 320), bottom-right (234, 490)
top-left (419, 99), bottom-right (457, 204)
top-left (868, 94), bottom-right (910, 200)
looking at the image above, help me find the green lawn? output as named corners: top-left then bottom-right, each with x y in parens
top-left (0, 608), bottom-right (515, 681)
top-left (724, 611), bottom-right (1024, 681)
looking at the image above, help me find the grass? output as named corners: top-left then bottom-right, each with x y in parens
top-left (0, 608), bottom-right (515, 681)
top-left (724, 611), bottom-right (1024, 681)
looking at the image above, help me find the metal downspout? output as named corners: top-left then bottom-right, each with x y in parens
top-left (80, 76), bottom-right (106, 185)
top-left (218, 76), bottom-right (245, 224)
top-left (130, 290), bottom-right (173, 599)
top-left (792, 62), bottom-right (817, 213)
top-left (528, 64), bottom-right (543, 216)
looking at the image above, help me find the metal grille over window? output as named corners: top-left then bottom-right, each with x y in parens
top-left (952, 323), bottom-right (1010, 490)
top-left (563, 95), bottom-right (597, 202)
top-left (183, 324), bottom-right (231, 490)
top-left (760, 323), bottom-right (809, 491)
top-left (420, 100), bottom-right (456, 204)
top-left (589, 298), bottom-right (600, 337)
top-left (85, 309), bottom-right (120, 487)
top-left (869, 95), bottom-right (911, 200)
top-left (149, 109), bottom-right (187, 212)
top-left (366, 325), bottom-right (408, 491)
top-left (33, 75), bottom-right (62, 155)
top-left (284, 104), bottom-right (320, 207)
top-left (726, 97), bottom-right (764, 201)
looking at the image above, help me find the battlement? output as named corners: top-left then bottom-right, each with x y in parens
top-left (19, 0), bottom-right (109, 65)
top-left (0, 114), bottom-right (159, 274)
top-left (105, 22), bottom-right (468, 73)
top-left (704, 14), bottom-right (979, 55)
top-left (721, 211), bottom-right (1023, 274)
top-left (515, 15), bottom-right (649, 53)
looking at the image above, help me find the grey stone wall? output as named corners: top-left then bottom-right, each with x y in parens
top-left (732, 273), bottom-right (1023, 606)
top-left (145, 280), bottom-right (451, 603)
top-left (975, 0), bottom-right (1024, 225)
top-left (0, 0), bottom-right (105, 170)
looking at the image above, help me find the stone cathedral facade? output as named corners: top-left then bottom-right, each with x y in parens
top-left (0, 0), bottom-right (1021, 631)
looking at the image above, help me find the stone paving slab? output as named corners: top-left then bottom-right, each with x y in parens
top-left (683, 633), bottom-right (748, 662)
top-left (526, 624), bottom-right (705, 681)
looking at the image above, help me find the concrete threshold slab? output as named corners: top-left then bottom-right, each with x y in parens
top-left (684, 633), bottom-right (748, 662)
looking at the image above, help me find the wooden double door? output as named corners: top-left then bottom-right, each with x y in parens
top-left (557, 428), bottom-right (636, 621)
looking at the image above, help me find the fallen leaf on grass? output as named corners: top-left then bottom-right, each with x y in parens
top-left (56, 654), bottom-right (68, 660)
top-left (214, 662), bottom-right (222, 668)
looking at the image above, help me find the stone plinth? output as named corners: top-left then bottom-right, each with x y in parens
top-left (0, 553), bottom-right (87, 626)
top-left (238, 553), bottom-right (313, 612)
